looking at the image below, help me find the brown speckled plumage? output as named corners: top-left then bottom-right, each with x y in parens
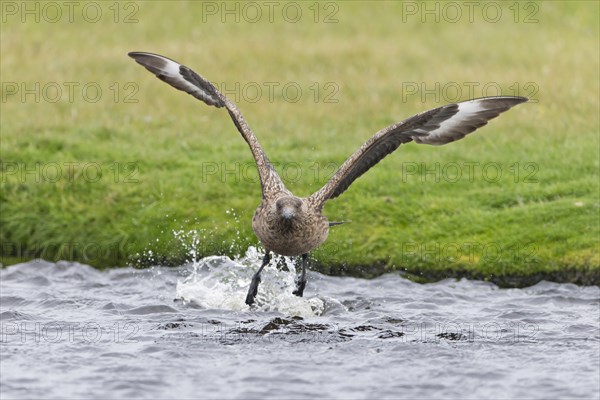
top-left (129, 52), bottom-right (528, 305)
top-left (252, 195), bottom-right (329, 256)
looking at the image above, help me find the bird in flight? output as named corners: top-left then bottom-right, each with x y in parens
top-left (128, 52), bottom-right (527, 306)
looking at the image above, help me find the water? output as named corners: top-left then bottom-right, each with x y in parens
top-left (1, 248), bottom-right (599, 399)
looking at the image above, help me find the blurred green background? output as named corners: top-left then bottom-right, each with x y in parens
top-left (1, 1), bottom-right (598, 285)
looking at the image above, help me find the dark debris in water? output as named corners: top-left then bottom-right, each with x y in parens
top-left (339, 324), bottom-right (406, 340)
top-left (260, 317), bottom-right (329, 335)
top-left (161, 316), bottom-right (361, 345)
top-left (378, 330), bottom-right (405, 339)
top-left (385, 317), bottom-right (405, 325)
top-left (436, 332), bottom-right (467, 341)
top-left (260, 317), bottom-right (295, 333)
top-left (351, 325), bottom-right (378, 332)
top-left (156, 318), bottom-right (190, 330)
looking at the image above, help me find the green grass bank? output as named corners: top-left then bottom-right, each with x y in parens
top-left (1, 1), bottom-right (598, 286)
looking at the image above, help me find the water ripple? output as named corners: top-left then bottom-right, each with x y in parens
top-left (1, 252), bottom-right (599, 399)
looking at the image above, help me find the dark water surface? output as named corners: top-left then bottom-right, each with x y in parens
top-left (1, 249), bottom-right (599, 399)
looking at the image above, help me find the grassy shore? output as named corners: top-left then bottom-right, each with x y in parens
top-left (1, 1), bottom-right (598, 285)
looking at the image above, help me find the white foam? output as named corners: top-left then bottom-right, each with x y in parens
top-left (175, 247), bottom-right (324, 317)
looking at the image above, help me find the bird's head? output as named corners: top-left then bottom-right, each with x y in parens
top-left (275, 196), bottom-right (304, 222)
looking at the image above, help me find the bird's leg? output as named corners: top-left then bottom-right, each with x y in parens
top-left (245, 251), bottom-right (271, 306)
top-left (292, 253), bottom-right (308, 297)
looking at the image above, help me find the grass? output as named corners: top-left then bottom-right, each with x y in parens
top-left (1, 1), bottom-right (599, 285)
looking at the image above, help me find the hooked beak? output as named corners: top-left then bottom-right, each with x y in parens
top-left (281, 207), bottom-right (295, 220)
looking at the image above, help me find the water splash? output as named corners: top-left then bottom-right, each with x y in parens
top-left (176, 246), bottom-right (324, 317)
top-left (173, 228), bottom-right (205, 263)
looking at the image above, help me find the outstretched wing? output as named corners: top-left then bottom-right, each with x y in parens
top-left (128, 52), bottom-right (288, 200)
top-left (310, 96), bottom-right (528, 207)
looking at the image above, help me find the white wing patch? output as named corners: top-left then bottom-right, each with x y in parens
top-left (433, 100), bottom-right (484, 132)
top-left (154, 55), bottom-right (190, 82)
top-left (413, 97), bottom-right (519, 145)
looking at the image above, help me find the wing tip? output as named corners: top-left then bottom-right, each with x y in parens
top-left (128, 51), bottom-right (226, 108)
top-left (477, 95), bottom-right (529, 109)
top-left (128, 51), bottom-right (170, 61)
top-left (127, 51), bottom-right (171, 72)
top-left (127, 51), bottom-right (158, 62)
top-left (503, 95), bottom-right (529, 105)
